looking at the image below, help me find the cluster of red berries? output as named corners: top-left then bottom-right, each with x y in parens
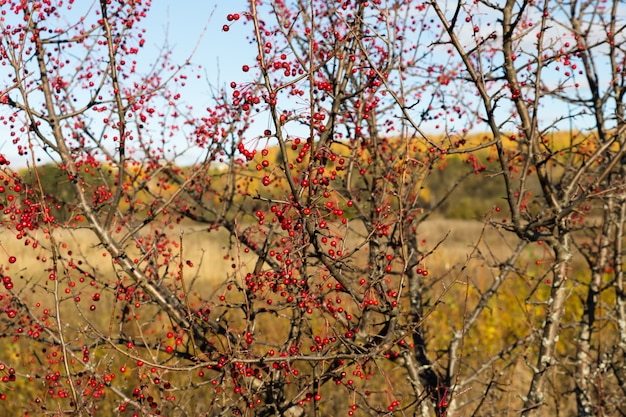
top-left (223, 12), bottom-right (241, 32)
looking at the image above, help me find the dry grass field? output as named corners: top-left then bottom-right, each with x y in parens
top-left (0, 217), bottom-right (589, 415)
top-left (1, 218), bottom-right (540, 295)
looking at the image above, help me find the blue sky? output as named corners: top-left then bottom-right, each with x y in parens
top-left (0, 0), bottom-right (257, 167)
top-left (145, 0), bottom-right (254, 87)
top-left (1, 1), bottom-right (622, 168)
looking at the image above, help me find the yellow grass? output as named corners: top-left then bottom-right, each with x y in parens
top-left (0, 218), bottom-right (586, 415)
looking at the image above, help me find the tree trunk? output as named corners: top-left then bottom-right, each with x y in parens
top-left (523, 232), bottom-right (571, 416)
top-left (575, 200), bottom-right (612, 416)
